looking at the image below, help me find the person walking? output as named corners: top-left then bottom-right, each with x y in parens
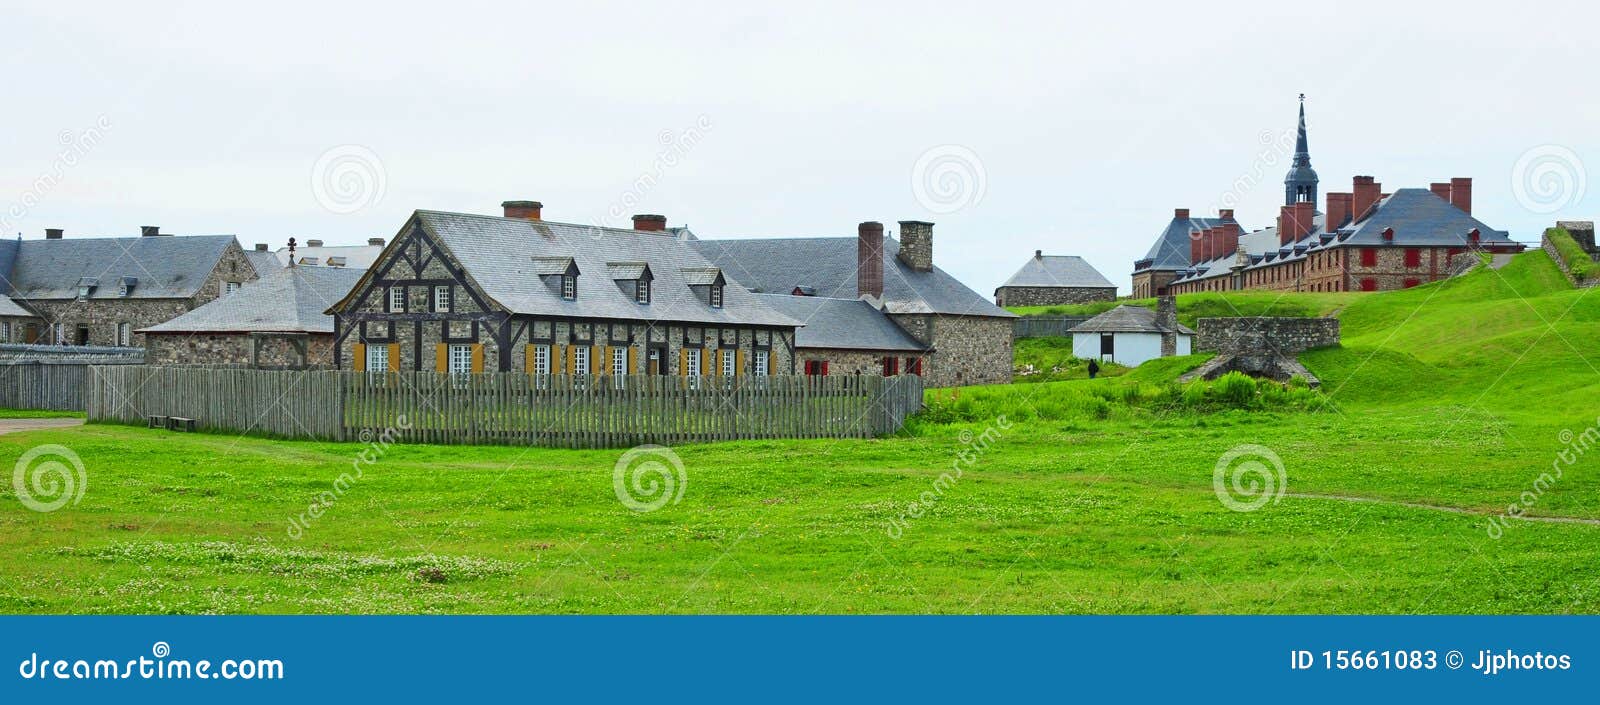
top-left (1087, 359), bottom-right (1100, 379)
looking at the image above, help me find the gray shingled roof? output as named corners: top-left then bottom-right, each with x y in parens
top-left (143, 266), bottom-right (365, 334)
top-left (7, 235), bottom-right (237, 300)
top-left (998, 254), bottom-right (1115, 289)
top-left (245, 248), bottom-right (283, 275)
top-left (754, 294), bottom-right (929, 352)
top-left (690, 236), bottom-right (1014, 318)
top-left (275, 243), bottom-right (384, 269)
top-left (336, 211), bottom-right (801, 328)
top-left (1138, 215), bottom-right (1243, 271)
top-left (1069, 305), bottom-right (1195, 335)
top-left (0, 297), bottom-right (32, 317)
top-left (1340, 188), bottom-right (1511, 246)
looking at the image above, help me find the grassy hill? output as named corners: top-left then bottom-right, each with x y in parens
top-left (3, 251), bottom-right (1599, 614)
top-left (1007, 289), bottom-right (1356, 328)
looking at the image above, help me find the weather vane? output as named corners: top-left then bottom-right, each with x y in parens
top-left (1299, 93), bottom-right (1306, 103)
top-left (287, 237), bottom-right (297, 267)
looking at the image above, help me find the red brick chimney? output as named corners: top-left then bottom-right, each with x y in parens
top-left (502, 200), bottom-right (542, 220)
top-left (1218, 209), bottom-right (1234, 220)
top-left (1352, 176), bottom-right (1382, 223)
top-left (1202, 227), bottom-right (1217, 262)
top-left (1174, 208), bottom-right (1190, 220)
top-left (857, 221), bottom-right (884, 300)
top-left (631, 214), bottom-right (667, 232)
top-left (1430, 183), bottom-right (1451, 202)
top-left (1189, 229), bottom-right (1204, 264)
top-left (1449, 177), bottom-right (1472, 214)
top-left (1221, 223), bottom-right (1242, 258)
top-left (1325, 192), bottom-right (1352, 231)
top-left (1278, 206), bottom-right (1292, 246)
top-left (1293, 201), bottom-right (1315, 241)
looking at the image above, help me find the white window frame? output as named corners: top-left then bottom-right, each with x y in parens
top-left (635, 279), bottom-right (650, 304)
top-left (117, 322), bottom-right (131, 347)
top-left (434, 286), bottom-right (451, 312)
top-left (0, 321), bottom-right (10, 343)
top-left (612, 347), bottom-right (628, 389)
top-left (366, 344), bottom-right (389, 379)
top-left (753, 350), bottom-right (769, 377)
top-left (223, 281), bottom-right (242, 297)
top-left (685, 348), bottom-right (701, 390)
top-left (389, 287), bottom-right (406, 312)
top-left (561, 276), bottom-right (576, 300)
top-left (448, 344), bottom-right (473, 378)
top-left (721, 349), bottom-right (736, 377)
top-left (709, 285), bottom-right (723, 308)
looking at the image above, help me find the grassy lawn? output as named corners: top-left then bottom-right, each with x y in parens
top-left (0, 408), bottom-right (86, 419)
top-left (2, 251), bottom-right (1598, 614)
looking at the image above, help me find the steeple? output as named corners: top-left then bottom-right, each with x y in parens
top-left (1283, 93), bottom-right (1319, 206)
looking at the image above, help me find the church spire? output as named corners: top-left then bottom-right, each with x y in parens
top-left (1284, 93), bottom-right (1319, 206)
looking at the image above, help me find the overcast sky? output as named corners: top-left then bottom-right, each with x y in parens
top-left (2, 2), bottom-right (1595, 295)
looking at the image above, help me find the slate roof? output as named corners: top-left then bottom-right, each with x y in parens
top-left (6, 235), bottom-right (236, 300)
top-left (690, 236), bottom-right (1014, 318)
top-left (1137, 215), bottom-right (1244, 272)
top-left (143, 266), bottom-right (366, 334)
top-left (998, 254), bottom-right (1115, 289)
top-left (1069, 305), bottom-right (1196, 335)
top-left (244, 249), bottom-right (282, 275)
top-left (275, 243), bottom-right (384, 269)
top-left (754, 294), bottom-right (929, 352)
top-left (331, 211), bottom-right (801, 328)
top-left (0, 297), bottom-right (32, 317)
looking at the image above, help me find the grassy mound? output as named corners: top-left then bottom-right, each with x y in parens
top-left (1008, 289), bottom-right (1353, 327)
top-left (1545, 226), bottom-right (1598, 281)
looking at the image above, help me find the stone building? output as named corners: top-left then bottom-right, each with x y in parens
top-left (1069, 297), bottom-right (1193, 367)
top-left (325, 203), bottom-right (802, 380)
top-left (754, 293), bottom-right (928, 376)
top-left (994, 251), bottom-right (1116, 306)
top-left (0, 227), bottom-right (260, 348)
top-left (692, 220), bottom-right (1016, 387)
top-left (142, 266), bottom-right (366, 369)
top-left (1134, 97), bottom-right (1522, 296)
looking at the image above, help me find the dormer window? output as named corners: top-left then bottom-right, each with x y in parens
top-left (710, 284), bottom-right (723, 308)
top-left (118, 277), bottom-right (136, 297)
top-left (561, 275), bottom-right (576, 300)
top-left (75, 277), bottom-right (98, 301)
top-left (636, 279), bottom-right (651, 304)
top-left (681, 267), bottom-right (726, 309)
top-left (533, 256), bottom-right (581, 302)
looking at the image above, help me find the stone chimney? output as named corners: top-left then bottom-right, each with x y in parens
top-left (254, 243), bottom-right (268, 251)
top-left (1430, 183), bottom-right (1451, 202)
top-left (306, 239), bottom-right (324, 248)
top-left (857, 221), bottom-right (884, 300)
top-left (140, 226), bottom-right (161, 237)
top-left (1352, 176), bottom-right (1381, 223)
top-left (631, 214), bottom-right (667, 232)
top-left (368, 238), bottom-right (386, 247)
top-left (1156, 295), bottom-right (1178, 357)
top-left (1325, 192), bottom-right (1352, 231)
top-left (897, 221), bottom-right (934, 272)
top-left (44, 228), bottom-right (63, 240)
top-left (502, 200), bottom-right (543, 220)
top-left (1034, 249), bottom-right (1042, 259)
top-left (1449, 177), bottom-right (1472, 214)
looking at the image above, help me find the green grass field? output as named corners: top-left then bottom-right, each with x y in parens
top-left (2, 251), bottom-right (1598, 614)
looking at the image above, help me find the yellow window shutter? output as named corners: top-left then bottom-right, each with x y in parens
top-left (524, 344), bottom-right (534, 373)
top-left (471, 344), bottom-right (484, 373)
top-left (679, 349), bottom-right (687, 376)
top-left (767, 349), bottom-right (775, 375)
top-left (353, 343), bottom-right (366, 372)
top-left (435, 344), bottom-right (448, 373)
top-left (387, 343), bottom-right (401, 372)
top-left (554, 344), bottom-right (565, 374)
top-left (703, 349), bottom-right (712, 376)
top-left (626, 346), bottom-right (637, 375)
top-left (566, 345), bottom-right (576, 374)
top-left (736, 349), bottom-right (745, 376)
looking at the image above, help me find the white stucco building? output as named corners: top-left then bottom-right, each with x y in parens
top-left (1069, 299), bottom-right (1193, 367)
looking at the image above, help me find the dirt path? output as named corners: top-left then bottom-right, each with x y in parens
top-left (0, 418), bottom-right (85, 435)
top-left (1490, 253), bottom-right (1517, 270)
top-left (1286, 492), bottom-right (1600, 527)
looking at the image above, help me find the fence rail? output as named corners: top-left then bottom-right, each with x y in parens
top-left (1013, 316), bottom-right (1092, 339)
top-left (85, 366), bottom-right (925, 448)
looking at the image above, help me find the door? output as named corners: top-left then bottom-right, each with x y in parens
top-left (1099, 333), bottom-right (1115, 360)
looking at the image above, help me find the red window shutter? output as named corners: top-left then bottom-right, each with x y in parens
top-left (1360, 278), bottom-right (1377, 292)
top-left (1404, 250), bottom-right (1421, 268)
top-left (1360, 248), bottom-right (1377, 267)
top-left (1404, 279), bottom-right (1420, 289)
top-left (821, 361), bottom-right (829, 376)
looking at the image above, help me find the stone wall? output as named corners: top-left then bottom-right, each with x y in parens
top-left (1542, 230), bottom-right (1600, 289)
top-left (1194, 317), bottom-right (1340, 355)
top-left (794, 348), bottom-right (910, 377)
top-left (890, 313), bottom-right (1012, 387)
top-left (994, 285), bottom-right (1116, 307)
top-left (1130, 269), bottom-right (1177, 299)
top-left (146, 333), bottom-right (336, 369)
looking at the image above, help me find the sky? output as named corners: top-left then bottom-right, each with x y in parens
top-left (2, 1), bottom-right (1596, 295)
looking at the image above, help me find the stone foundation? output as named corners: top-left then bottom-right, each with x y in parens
top-left (994, 286), bottom-right (1116, 307)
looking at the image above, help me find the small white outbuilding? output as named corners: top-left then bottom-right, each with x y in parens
top-left (1069, 299), bottom-right (1194, 367)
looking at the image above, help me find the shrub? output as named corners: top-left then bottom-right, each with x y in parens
top-left (1181, 381), bottom-right (1208, 407)
top-left (1211, 371), bottom-right (1258, 407)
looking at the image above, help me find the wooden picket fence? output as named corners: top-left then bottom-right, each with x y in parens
top-left (85, 366), bottom-right (925, 447)
top-left (0, 364), bottom-right (92, 411)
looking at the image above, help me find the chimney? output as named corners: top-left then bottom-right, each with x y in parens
top-left (44, 228), bottom-right (63, 240)
top-left (1449, 177), bottom-right (1472, 214)
top-left (1221, 223), bottom-right (1241, 258)
top-left (1293, 201), bottom-right (1316, 241)
top-left (502, 200), bottom-right (543, 220)
top-left (367, 238), bottom-right (386, 247)
top-left (631, 214), bottom-right (667, 232)
top-left (1189, 229), bottom-right (1204, 264)
top-left (1034, 249), bottom-right (1042, 259)
top-left (1219, 209), bottom-right (1234, 220)
top-left (306, 239), bottom-right (324, 248)
top-left (1278, 206), bottom-right (1294, 246)
top-left (1352, 176), bottom-right (1381, 223)
top-left (1430, 183), bottom-right (1452, 202)
top-left (857, 221), bottom-right (884, 300)
top-left (254, 243), bottom-right (268, 251)
top-left (1156, 295), bottom-right (1178, 357)
top-left (1201, 227), bottom-right (1216, 262)
top-left (897, 221), bottom-right (934, 272)
top-left (140, 225), bottom-right (160, 237)
top-left (1174, 208), bottom-right (1190, 220)
top-left (1325, 192), bottom-right (1352, 231)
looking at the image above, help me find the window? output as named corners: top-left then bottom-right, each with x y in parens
top-left (709, 284), bottom-right (723, 308)
top-left (532, 345), bottom-right (551, 376)
top-left (753, 350), bottom-right (769, 377)
top-left (883, 356), bottom-right (900, 376)
top-left (685, 348), bottom-right (701, 389)
top-left (0, 321), bottom-right (8, 343)
top-left (1100, 334), bottom-right (1115, 357)
top-left (1404, 249), bottom-right (1422, 268)
top-left (561, 275), bottom-right (576, 301)
top-left (635, 279), bottom-right (650, 304)
top-left (803, 360), bottom-right (828, 376)
top-left (573, 346), bottom-right (590, 375)
top-left (1360, 278), bottom-right (1378, 292)
top-left (612, 347), bottom-right (629, 389)
top-left (224, 281), bottom-right (242, 296)
top-left (448, 344), bottom-right (473, 377)
top-left (389, 287), bottom-right (406, 312)
top-left (434, 286), bottom-right (451, 312)
top-left (366, 344), bottom-right (389, 378)
top-left (1359, 248), bottom-right (1377, 267)
top-left (117, 322), bottom-right (131, 347)
top-left (75, 285), bottom-right (91, 300)
top-left (721, 349), bottom-right (736, 377)
top-left (75, 326), bottom-right (89, 346)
